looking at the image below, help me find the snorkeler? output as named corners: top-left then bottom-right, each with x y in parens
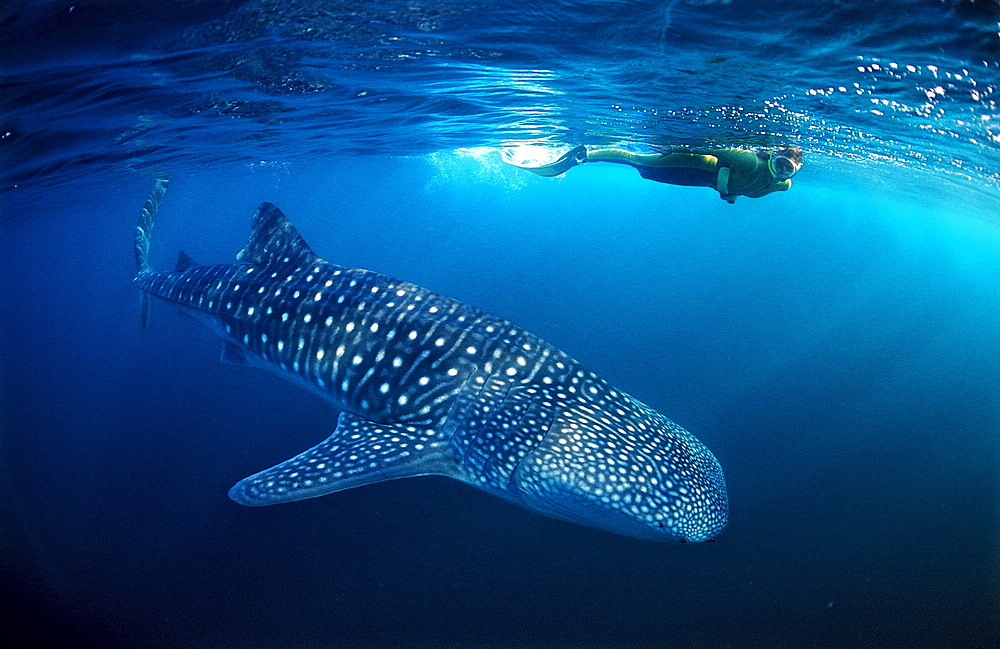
top-left (507, 144), bottom-right (802, 203)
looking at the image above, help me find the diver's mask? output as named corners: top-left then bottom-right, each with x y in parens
top-left (769, 153), bottom-right (799, 181)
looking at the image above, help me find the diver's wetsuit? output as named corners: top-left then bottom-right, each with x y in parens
top-left (585, 146), bottom-right (791, 202)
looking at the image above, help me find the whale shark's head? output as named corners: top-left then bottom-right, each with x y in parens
top-left (514, 399), bottom-right (728, 543)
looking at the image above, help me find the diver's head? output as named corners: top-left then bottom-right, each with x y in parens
top-left (769, 148), bottom-right (803, 181)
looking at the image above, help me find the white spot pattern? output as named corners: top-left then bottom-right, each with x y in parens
top-left (136, 204), bottom-right (728, 544)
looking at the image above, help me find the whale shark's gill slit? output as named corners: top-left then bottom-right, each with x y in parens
top-left (506, 405), bottom-right (559, 491)
top-left (480, 392), bottom-right (536, 476)
top-left (442, 367), bottom-right (505, 445)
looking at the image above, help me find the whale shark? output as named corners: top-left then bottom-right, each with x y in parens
top-left (134, 180), bottom-right (728, 542)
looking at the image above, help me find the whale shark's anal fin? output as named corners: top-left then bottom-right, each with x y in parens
top-left (229, 413), bottom-right (458, 506)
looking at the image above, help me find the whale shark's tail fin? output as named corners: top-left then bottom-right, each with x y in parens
top-left (135, 179), bottom-right (169, 328)
top-left (135, 178), bottom-right (168, 274)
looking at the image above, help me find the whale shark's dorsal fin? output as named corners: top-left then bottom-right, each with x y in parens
top-left (237, 202), bottom-right (318, 267)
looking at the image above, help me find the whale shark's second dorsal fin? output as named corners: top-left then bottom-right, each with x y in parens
top-left (175, 250), bottom-right (198, 272)
top-left (237, 202), bottom-right (318, 267)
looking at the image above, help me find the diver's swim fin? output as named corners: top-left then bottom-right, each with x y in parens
top-left (514, 144), bottom-right (588, 177)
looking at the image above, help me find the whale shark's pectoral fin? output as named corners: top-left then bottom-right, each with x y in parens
top-left (229, 413), bottom-right (457, 506)
top-left (220, 342), bottom-right (249, 365)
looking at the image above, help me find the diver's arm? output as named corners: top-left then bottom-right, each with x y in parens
top-left (742, 179), bottom-right (791, 198)
top-left (703, 148), bottom-right (763, 174)
top-left (705, 148), bottom-right (784, 200)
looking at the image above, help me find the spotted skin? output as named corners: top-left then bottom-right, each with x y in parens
top-left (134, 185), bottom-right (728, 542)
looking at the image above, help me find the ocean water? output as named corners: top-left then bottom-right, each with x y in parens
top-left (1, 1), bottom-right (999, 648)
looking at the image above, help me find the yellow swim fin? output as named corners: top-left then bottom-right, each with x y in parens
top-left (510, 144), bottom-right (588, 177)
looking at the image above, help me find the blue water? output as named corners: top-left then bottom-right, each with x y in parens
top-left (2, 2), bottom-right (999, 648)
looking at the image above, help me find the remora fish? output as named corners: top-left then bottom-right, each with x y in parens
top-left (134, 180), bottom-right (728, 542)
